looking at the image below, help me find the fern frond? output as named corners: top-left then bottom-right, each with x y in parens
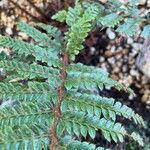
top-left (52, 10), bottom-right (67, 22)
top-left (0, 124), bottom-right (49, 150)
top-left (98, 13), bottom-right (124, 28)
top-left (17, 22), bottom-right (61, 49)
top-left (0, 51), bottom-right (10, 60)
top-left (0, 36), bottom-right (61, 67)
top-left (60, 112), bottom-right (126, 143)
top-left (83, 1), bottom-right (104, 15)
top-left (60, 136), bottom-right (107, 150)
top-left (65, 5), bottom-right (99, 60)
top-left (0, 60), bottom-right (59, 79)
top-left (61, 92), bottom-right (144, 126)
top-left (34, 23), bottom-right (61, 39)
top-left (0, 101), bottom-right (54, 127)
top-left (67, 63), bottom-right (108, 77)
top-left (66, 4), bottom-right (83, 26)
top-left (116, 18), bottom-right (142, 36)
top-left (0, 36), bottom-right (35, 56)
top-left (34, 48), bottom-right (61, 67)
top-left (0, 82), bottom-right (57, 102)
top-left (130, 132), bottom-right (144, 146)
top-left (67, 63), bottom-right (133, 94)
top-left (0, 1), bottom-right (146, 148)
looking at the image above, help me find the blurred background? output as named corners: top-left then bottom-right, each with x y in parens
top-left (0, 0), bottom-right (150, 149)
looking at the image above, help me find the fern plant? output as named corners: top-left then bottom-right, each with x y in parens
top-left (0, 0), bottom-right (147, 149)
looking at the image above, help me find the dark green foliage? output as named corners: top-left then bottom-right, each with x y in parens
top-left (0, 0), bottom-right (147, 149)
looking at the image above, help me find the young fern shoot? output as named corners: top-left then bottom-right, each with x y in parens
top-left (0, 0), bottom-right (148, 150)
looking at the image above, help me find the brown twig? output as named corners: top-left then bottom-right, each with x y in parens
top-left (49, 52), bottom-right (69, 150)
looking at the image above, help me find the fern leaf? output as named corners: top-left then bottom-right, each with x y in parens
top-left (99, 13), bottom-right (123, 28)
top-left (52, 10), bottom-right (67, 22)
top-left (61, 92), bottom-right (144, 126)
top-left (141, 25), bottom-right (150, 37)
top-left (60, 112), bottom-right (127, 143)
top-left (60, 136), bottom-right (108, 150)
top-left (0, 101), bottom-right (54, 127)
top-left (0, 82), bottom-right (57, 103)
top-left (67, 63), bottom-right (133, 94)
top-left (66, 5), bottom-right (99, 60)
top-left (0, 124), bottom-right (49, 150)
top-left (65, 74), bottom-right (133, 95)
top-left (0, 36), bottom-right (61, 67)
top-left (17, 22), bottom-right (60, 49)
top-left (116, 18), bottom-right (142, 36)
top-left (68, 63), bottom-right (108, 76)
top-left (0, 60), bottom-right (59, 79)
top-left (130, 132), bottom-right (144, 146)
top-left (0, 51), bottom-right (10, 60)
top-left (83, 1), bottom-right (104, 14)
top-left (0, 36), bottom-right (35, 56)
top-left (66, 4), bottom-right (83, 26)
top-left (34, 23), bottom-right (61, 39)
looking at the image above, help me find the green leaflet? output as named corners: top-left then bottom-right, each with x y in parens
top-left (0, 60), bottom-right (59, 79)
top-left (141, 25), bottom-right (150, 37)
top-left (60, 111), bottom-right (127, 143)
top-left (0, 82), bottom-right (58, 103)
top-left (62, 92), bottom-right (144, 126)
top-left (17, 22), bottom-right (60, 49)
top-left (66, 63), bottom-right (134, 95)
top-left (66, 4), bottom-right (83, 26)
top-left (0, 101), bottom-right (54, 127)
top-left (61, 136), bottom-right (108, 150)
top-left (52, 10), bottom-right (67, 22)
top-left (116, 18), bottom-right (142, 36)
top-left (98, 13), bottom-right (123, 28)
top-left (0, 124), bottom-right (49, 150)
top-left (0, 36), bottom-right (61, 67)
top-left (65, 4), bottom-right (99, 60)
top-left (33, 23), bottom-right (61, 40)
top-left (130, 132), bottom-right (144, 146)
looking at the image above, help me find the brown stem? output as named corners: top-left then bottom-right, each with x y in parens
top-left (49, 52), bottom-right (69, 150)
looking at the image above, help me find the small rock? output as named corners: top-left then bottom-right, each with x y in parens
top-left (130, 49), bottom-right (138, 57)
top-left (122, 49), bottom-right (129, 55)
top-left (121, 75), bottom-right (133, 86)
top-left (106, 28), bottom-right (116, 40)
top-left (90, 47), bottom-right (96, 55)
top-left (113, 67), bottom-right (120, 73)
top-left (5, 27), bottom-right (13, 35)
top-left (99, 56), bottom-right (105, 63)
top-left (127, 37), bottom-right (133, 44)
top-left (107, 57), bottom-right (115, 65)
top-left (116, 61), bottom-right (122, 67)
top-left (18, 32), bottom-right (28, 39)
top-left (136, 38), bottom-right (150, 79)
top-left (139, 0), bottom-right (147, 5)
top-left (105, 51), bottom-right (113, 57)
top-left (141, 76), bottom-right (149, 84)
top-left (101, 63), bottom-right (108, 71)
top-left (148, 0), bottom-right (150, 7)
top-left (111, 46), bottom-right (116, 53)
top-left (132, 43), bottom-right (142, 51)
top-left (122, 65), bottom-right (128, 73)
top-left (130, 69), bottom-right (139, 77)
top-left (116, 54), bottom-right (122, 60)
